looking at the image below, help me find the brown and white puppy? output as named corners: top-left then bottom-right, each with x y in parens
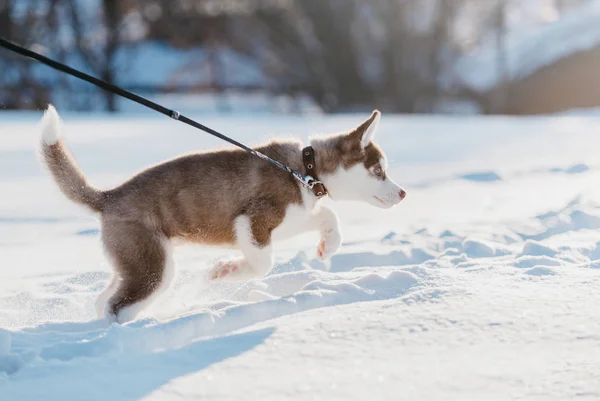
top-left (40, 105), bottom-right (406, 323)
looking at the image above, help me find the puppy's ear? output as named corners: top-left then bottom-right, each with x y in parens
top-left (348, 110), bottom-right (381, 149)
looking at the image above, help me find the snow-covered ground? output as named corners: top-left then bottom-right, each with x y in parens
top-left (1, 111), bottom-right (600, 400)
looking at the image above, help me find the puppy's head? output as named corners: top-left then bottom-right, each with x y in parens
top-left (311, 110), bottom-right (406, 208)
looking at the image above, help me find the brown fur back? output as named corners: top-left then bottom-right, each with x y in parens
top-left (101, 141), bottom-right (305, 245)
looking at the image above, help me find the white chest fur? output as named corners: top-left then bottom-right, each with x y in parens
top-left (271, 189), bottom-right (321, 241)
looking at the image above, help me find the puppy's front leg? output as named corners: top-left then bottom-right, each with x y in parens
top-left (208, 215), bottom-right (274, 282)
top-left (314, 205), bottom-right (342, 260)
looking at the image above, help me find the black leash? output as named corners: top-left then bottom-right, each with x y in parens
top-left (0, 37), bottom-right (319, 190)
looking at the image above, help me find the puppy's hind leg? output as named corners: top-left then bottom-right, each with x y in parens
top-left (95, 276), bottom-right (119, 319)
top-left (101, 222), bottom-right (176, 324)
top-left (208, 215), bottom-right (274, 282)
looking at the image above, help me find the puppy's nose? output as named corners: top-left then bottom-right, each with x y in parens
top-left (399, 189), bottom-right (407, 200)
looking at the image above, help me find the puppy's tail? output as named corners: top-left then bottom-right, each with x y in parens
top-left (40, 105), bottom-right (106, 212)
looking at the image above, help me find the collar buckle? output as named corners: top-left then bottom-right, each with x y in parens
top-left (301, 146), bottom-right (328, 198)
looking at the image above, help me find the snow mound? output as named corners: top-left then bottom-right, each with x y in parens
top-left (519, 199), bottom-right (600, 241)
top-left (461, 238), bottom-right (510, 258)
top-left (514, 255), bottom-right (563, 268)
top-left (523, 266), bottom-right (557, 276)
top-left (1, 265), bottom-right (425, 378)
top-left (0, 330), bottom-right (10, 355)
top-left (0, 330), bottom-right (22, 376)
top-left (459, 171), bottom-right (502, 182)
top-left (549, 163), bottom-right (591, 175)
top-left (329, 248), bottom-right (435, 272)
top-left (520, 240), bottom-right (558, 257)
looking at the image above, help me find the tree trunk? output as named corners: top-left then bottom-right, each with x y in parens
top-left (102, 0), bottom-right (119, 112)
top-left (429, 0), bottom-right (454, 112)
top-left (492, 1), bottom-right (509, 114)
top-left (0, 0), bottom-right (12, 39)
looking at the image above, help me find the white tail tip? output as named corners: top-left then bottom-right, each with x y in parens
top-left (41, 104), bottom-right (61, 146)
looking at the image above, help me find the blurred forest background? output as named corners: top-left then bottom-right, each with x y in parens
top-left (1, 0), bottom-right (599, 114)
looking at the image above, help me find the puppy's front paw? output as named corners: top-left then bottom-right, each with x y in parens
top-left (317, 229), bottom-right (342, 260)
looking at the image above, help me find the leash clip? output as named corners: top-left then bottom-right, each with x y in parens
top-left (303, 175), bottom-right (325, 191)
top-left (292, 172), bottom-right (321, 190)
top-left (303, 175), bottom-right (317, 189)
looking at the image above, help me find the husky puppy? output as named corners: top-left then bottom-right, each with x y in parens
top-left (40, 106), bottom-right (406, 323)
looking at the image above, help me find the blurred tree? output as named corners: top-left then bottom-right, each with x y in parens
top-left (142, 0), bottom-right (229, 47)
top-left (3, 0), bottom-right (579, 114)
top-left (554, 0), bottom-right (586, 14)
top-left (0, 0), bottom-right (12, 40)
top-left (229, 1), bottom-right (380, 111)
top-left (66, 0), bottom-right (142, 111)
top-left (101, 0), bottom-right (119, 111)
top-left (491, 0), bottom-right (509, 114)
top-left (228, 0), bottom-right (470, 113)
top-left (0, 0), bottom-right (54, 110)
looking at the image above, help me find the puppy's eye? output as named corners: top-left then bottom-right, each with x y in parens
top-left (374, 167), bottom-right (383, 177)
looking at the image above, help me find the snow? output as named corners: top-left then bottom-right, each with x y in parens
top-left (2, 111), bottom-right (600, 399)
top-left (457, 0), bottom-right (600, 91)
